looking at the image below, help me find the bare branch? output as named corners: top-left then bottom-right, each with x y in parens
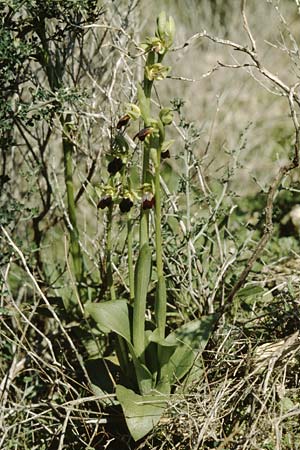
top-left (241, 0), bottom-right (257, 52)
top-left (174, 28), bottom-right (298, 104)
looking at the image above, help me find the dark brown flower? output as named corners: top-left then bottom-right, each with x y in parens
top-left (133, 127), bottom-right (153, 142)
top-left (97, 195), bottom-right (113, 209)
top-left (119, 198), bottom-right (133, 213)
top-left (116, 114), bottom-right (130, 129)
top-left (161, 149), bottom-right (170, 159)
top-left (107, 157), bottom-right (124, 175)
top-left (142, 192), bottom-right (155, 210)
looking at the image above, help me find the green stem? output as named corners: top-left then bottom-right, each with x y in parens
top-left (139, 133), bottom-right (151, 248)
top-left (127, 216), bottom-right (135, 303)
top-left (185, 143), bottom-right (193, 299)
top-left (37, 19), bottom-right (86, 299)
top-left (139, 53), bottom-right (154, 249)
top-left (106, 204), bottom-right (115, 301)
top-left (154, 148), bottom-right (167, 338)
top-left (154, 150), bottom-right (163, 278)
top-left (154, 117), bottom-right (166, 275)
top-left (115, 336), bottom-right (130, 377)
top-left (106, 206), bottom-right (129, 375)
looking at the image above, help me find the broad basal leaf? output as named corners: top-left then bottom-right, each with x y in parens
top-left (85, 299), bottom-right (131, 343)
top-left (162, 315), bottom-right (217, 382)
top-left (116, 384), bottom-right (169, 441)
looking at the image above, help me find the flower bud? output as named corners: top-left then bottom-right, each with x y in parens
top-left (159, 108), bottom-right (173, 125)
top-left (156, 12), bottom-right (175, 50)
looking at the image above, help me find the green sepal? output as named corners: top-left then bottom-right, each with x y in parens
top-left (145, 63), bottom-right (170, 81)
top-left (125, 103), bottom-right (141, 120)
top-left (159, 107), bottom-right (174, 125)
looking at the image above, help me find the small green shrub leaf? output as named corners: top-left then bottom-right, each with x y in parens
top-left (237, 285), bottom-right (265, 299)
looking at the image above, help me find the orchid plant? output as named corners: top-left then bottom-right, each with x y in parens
top-left (85, 12), bottom-right (216, 441)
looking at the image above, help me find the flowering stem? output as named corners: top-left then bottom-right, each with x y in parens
top-left (127, 215), bottom-right (134, 303)
top-left (139, 54), bottom-right (154, 249)
top-left (106, 204), bottom-right (115, 301)
top-left (154, 147), bottom-right (167, 338)
top-left (154, 149), bottom-right (163, 278)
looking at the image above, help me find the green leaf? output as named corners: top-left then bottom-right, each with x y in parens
top-left (163, 315), bottom-right (216, 382)
top-left (86, 300), bottom-right (154, 394)
top-left (137, 84), bottom-right (150, 123)
top-left (148, 328), bottom-right (177, 347)
top-left (85, 299), bottom-right (131, 343)
top-left (144, 330), bottom-right (159, 382)
top-left (147, 327), bottom-right (177, 381)
top-left (116, 384), bottom-right (169, 441)
top-left (127, 341), bottom-right (153, 395)
top-left (133, 243), bottom-right (152, 358)
top-left (237, 284), bottom-right (265, 299)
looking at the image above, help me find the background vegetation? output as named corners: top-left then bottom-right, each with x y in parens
top-left (1, 0), bottom-right (300, 449)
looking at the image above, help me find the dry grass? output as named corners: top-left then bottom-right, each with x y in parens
top-left (145, 298), bottom-right (300, 449)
